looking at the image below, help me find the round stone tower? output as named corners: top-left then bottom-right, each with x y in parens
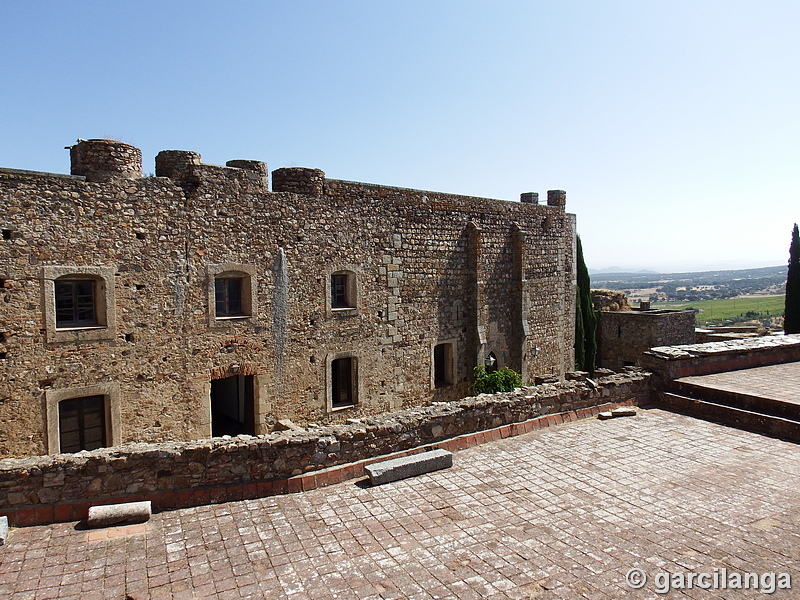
top-left (69, 139), bottom-right (143, 182)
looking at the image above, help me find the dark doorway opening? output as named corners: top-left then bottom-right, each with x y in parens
top-left (434, 343), bottom-right (453, 387)
top-left (331, 357), bottom-right (356, 408)
top-left (211, 374), bottom-right (255, 436)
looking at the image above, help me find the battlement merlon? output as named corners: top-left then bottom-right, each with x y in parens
top-left (60, 139), bottom-right (567, 210)
top-left (154, 150), bottom-right (269, 191)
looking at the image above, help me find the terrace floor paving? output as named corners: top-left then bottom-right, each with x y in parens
top-left (1, 407), bottom-right (798, 599)
top-left (677, 361), bottom-right (800, 405)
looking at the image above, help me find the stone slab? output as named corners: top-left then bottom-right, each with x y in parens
top-left (87, 500), bottom-right (151, 528)
top-left (366, 449), bottom-right (453, 485)
top-left (0, 515), bottom-right (7, 546)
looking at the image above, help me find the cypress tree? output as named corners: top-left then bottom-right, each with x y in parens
top-left (785, 223), bottom-right (800, 334)
top-left (575, 236), bottom-right (597, 371)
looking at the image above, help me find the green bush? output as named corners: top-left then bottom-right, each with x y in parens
top-left (470, 365), bottom-right (522, 394)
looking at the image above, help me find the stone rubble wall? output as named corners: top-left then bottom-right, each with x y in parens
top-left (0, 141), bottom-right (577, 458)
top-left (597, 309), bottom-right (696, 371)
top-left (0, 371), bottom-right (651, 524)
top-left (591, 289), bottom-right (631, 312)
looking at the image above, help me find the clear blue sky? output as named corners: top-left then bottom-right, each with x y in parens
top-left (2, 1), bottom-right (798, 272)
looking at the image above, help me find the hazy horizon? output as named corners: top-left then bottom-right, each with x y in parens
top-left (588, 260), bottom-right (787, 275)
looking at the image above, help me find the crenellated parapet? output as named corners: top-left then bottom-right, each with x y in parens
top-left (155, 149), bottom-right (268, 192)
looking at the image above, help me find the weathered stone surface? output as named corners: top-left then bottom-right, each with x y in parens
top-left (591, 289), bottom-right (631, 312)
top-left (0, 515), bottom-right (7, 545)
top-left (0, 139), bottom-right (577, 459)
top-left (274, 419), bottom-right (304, 432)
top-left (0, 371), bottom-right (652, 514)
top-left (366, 449), bottom-right (453, 485)
top-left (610, 406), bottom-right (637, 417)
top-left (641, 334), bottom-right (800, 379)
top-left (596, 306), bottom-right (696, 371)
top-left (86, 500), bottom-right (151, 528)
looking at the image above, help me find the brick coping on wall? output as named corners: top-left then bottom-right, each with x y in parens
top-left (642, 334), bottom-right (800, 379)
top-left (2, 400), bottom-right (640, 528)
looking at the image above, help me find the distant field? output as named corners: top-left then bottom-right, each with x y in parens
top-left (651, 295), bottom-right (784, 326)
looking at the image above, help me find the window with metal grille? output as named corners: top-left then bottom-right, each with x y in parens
top-left (55, 280), bottom-right (97, 328)
top-left (215, 277), bottom-right (245, 317)
top-left (58, 395), bottom-right (106, 453)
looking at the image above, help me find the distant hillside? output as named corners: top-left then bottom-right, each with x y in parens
top-left (591, 265), bottom-right (786, 302)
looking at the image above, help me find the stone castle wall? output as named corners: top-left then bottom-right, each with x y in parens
top-left (0, 140), bottom-right (576, 458)
top-left (597, 309), bottom-right (696, 371)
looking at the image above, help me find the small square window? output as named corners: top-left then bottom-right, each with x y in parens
top-left (43, 266), bottom-right (116, 343)
top-left (207, 264), bottom-right (256, 326)
top-left (215, 277), bottom-right (245, 317)
top-left (55, 280), bottom-right (98, 328)
top-left (45, 383), bottom-right (121, 454)
top-left (58, 395), bottom-right (107, 453)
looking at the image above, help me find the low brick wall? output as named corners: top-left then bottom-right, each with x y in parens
top-left (0, 372), bottom-right (650, 527)
top-left (641, 335), bottom-right (800, 380)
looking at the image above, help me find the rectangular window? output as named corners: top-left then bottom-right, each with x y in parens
top-left (331, 273), bottom-right (350, 308)
top-left (331, 357), bottom-right (356, 408)
top-left (55, 280), bottom-right (98, 328)
top-left (434, 343), bottom-right (454, 387)
top-left (58, 395), bottom-right (106, 453)
top-left (215, 277), bottom-right (244, 317)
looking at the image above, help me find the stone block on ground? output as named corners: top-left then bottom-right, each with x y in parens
top-left (0, 516), bottom-right (7, 546)
top-left (274, 419), bottom-right (304, 432)
top-left (366, 449), bottom-right (453, 485)
top-left (87, 501), bottom-right (152, 528)
top-left (598, 407), bottom-right (637, 420)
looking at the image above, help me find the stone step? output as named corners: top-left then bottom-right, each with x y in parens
top-left (669, 379), bottom-right (800, 422)
top-left (657, 392), bottom-right (800, 443)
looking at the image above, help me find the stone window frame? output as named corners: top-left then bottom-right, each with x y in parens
top-left (325, 265), bottom-right (361, 317)
top-left (42, 265), bottom-right (116, 344)
top-left (207, 263), bottom-right (257, 327)
top-left (325, 350), bottom-right (361, 413)
top-left (44, 382), bottom-right (121, 454)
top-left (431, 339), bottom-right (457, 389)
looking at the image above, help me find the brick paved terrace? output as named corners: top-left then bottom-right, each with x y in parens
top-left (1, 408), bottom-right (798, 599)
top-left (678, 361), bottom-right (800, 405)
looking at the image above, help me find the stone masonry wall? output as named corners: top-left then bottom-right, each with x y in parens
top-left (0, 140), bottom-right (576, 458)
top-left (597, 309), bottom-right (696, 371)
top-left (0, 371), bottom-right (651, 525)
